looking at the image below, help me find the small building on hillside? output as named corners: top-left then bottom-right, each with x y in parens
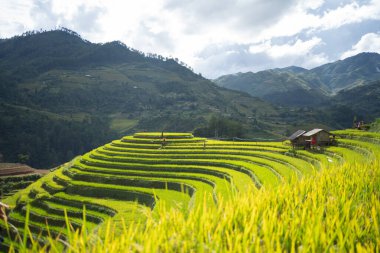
top-left (303, 128), bottom-right (335, 146)
top-left (288, 130), bottom-right (307, 147)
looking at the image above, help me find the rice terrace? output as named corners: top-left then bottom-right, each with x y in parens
top-left (0, 129), bottom-right (379, 252)
top-left (2, 1), bottom-right (380, 251)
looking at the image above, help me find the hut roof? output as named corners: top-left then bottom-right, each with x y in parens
top-left (288, 130), bottom-right (306, 140)
top-left (303, 128), bottom-right (330, 137)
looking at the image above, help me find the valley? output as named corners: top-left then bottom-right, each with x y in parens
top-left (0, 28), bottom-right (379, 252)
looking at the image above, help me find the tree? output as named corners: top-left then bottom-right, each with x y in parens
top-left (194, 116), bottom-right (244, 138)
top-left (17, 154), bottom-right (30, 164)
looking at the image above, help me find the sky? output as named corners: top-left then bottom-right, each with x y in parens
top-left (1, 0), bottom-right (380, 78)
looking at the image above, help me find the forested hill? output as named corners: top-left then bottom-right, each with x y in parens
top-left (0, 28), bottom-right (196, 102)
top-left (312, 52), bottom-right (380, 91)
top-left (2, 29), bottom-right (377, 169)
top-left (0, 29), bottom-right (279, 168)
top-left (214, 52), bottom-right (380, 107)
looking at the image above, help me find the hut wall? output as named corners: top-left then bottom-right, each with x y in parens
top-left (316, 131), bottom-right (330, 144)
top-left (293, 136), bottom-right (307, 146)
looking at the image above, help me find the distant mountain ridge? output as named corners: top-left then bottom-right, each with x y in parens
top-left (214, 52), bottom-right (380, 106)
top-left (312, 53), bottom-right (380, 91)
top-left (1, 28), bottom-right (380, 169)
top-left (0, 29), bottom-right (193, 84)
top-left (0, 29), bottom-right (281, 168)
top-left (333, 80), bottom-right (380, 117)
top-left (214, 69), bottom-right (329, 106)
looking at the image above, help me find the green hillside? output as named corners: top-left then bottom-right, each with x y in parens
top-left (214, 69), bottom-right (329, 106)
top-left (2, 29), bottom-right (379, 170)
top-left (1, 129), bottom-right (379, 251)
top-left (214, 53), bottom-right (380, 112)
top-left (312, 52), bottom-right (380, 91)
top-left (0, 29), bottom-right (280, 169)
top-left (369, 118), bottom-right (380, 132)
top-left (214, 53), bottom-right (380, 130)
top-left (0, 163), bottom-right (47, 200)
top-left (333, 80), bottom-right (380, 117)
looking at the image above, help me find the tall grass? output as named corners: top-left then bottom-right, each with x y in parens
top-left (6, 160), bottom-right (379, 252)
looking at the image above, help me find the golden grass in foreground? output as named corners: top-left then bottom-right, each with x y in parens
top-left (6, 161), bottom-right (380, 252)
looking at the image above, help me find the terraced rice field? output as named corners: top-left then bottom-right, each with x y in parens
top-left (0, 163), bottom-right (47, 177)
top-left (0, 164), bottom-right (48, 200)
top-left (1, 130), bottom-right (379, 250)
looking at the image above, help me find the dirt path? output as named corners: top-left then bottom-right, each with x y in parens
top-left (0, 163), bottom-right (49, 177)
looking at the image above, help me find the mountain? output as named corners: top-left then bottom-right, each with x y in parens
top-left (0, 29), bottom-right (144, 80)
top-left (214, 52), bottom-right (380, 106)
top-left (214, 69), bottom-right (329, 106)
top-left (2, 29), bottom-right (379, 169)
top-left (276, 66), bottom-right (308, 74)
top-left (0, 29), bottom-right (280, 168)
top-left (312, 53), bottom-right (380, 92)
top-left (333, 80), bottom-right (380, 119)
top-left (0, 29), bottom-right (277, 126)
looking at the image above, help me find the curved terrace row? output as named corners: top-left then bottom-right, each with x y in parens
top-left (1, 130), bottom-right (379, 249)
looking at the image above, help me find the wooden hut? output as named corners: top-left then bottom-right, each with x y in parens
top-left (303, 129), bottom-right (335, 146)
top-left (288, 130), bottom-right (307, 147)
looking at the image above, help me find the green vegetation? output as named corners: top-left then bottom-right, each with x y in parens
top-left (214, 54), bottom-right (380, 130)
top-left (0, 103), bottom-right (116, 168)
top-left (214, 68), bottom-right (329, 106)
top-left (51, 161), bottom-right (378, 252)
top-left (193, 116), bottom-right (245, 138)
top-left (5, 29), bottom-right (380, 170)
top-left (0, 174), bottom-right (42, 200)
top-left (109, 118), bottom-right (138, 133)
top-left (214, 52), bottom-right (380, 109)
top-left (0, 129), bottom-right (379, 252)
top-left (369, 118), bottom-right (380, 132)
top-left (0, 163), bottom-right (46, 200)
top-left (0, 29), bottom-right (282, 169)
top-left (2, 28), bottom-right (380, 252)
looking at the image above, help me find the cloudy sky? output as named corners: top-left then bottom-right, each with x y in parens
top-left (1, 0), bottom-right (380, 78)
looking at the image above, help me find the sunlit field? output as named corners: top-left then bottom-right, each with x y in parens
top-left (1, 130), bottom-right (379, 252)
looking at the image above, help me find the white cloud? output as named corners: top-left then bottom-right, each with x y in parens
top-left (302, 0), bottom-right (325, 10)
top-left (0, 0), bottom-right (35, 37)
top-left (247, 37), bottom-right (329, 68)
top-left (249, 38), bottom-right (318, 57)
top-left (0, 0), bottom-right (379, 77)
top-left (259, 0), bottom-right (380, 40)
top-left (341, 32), bottom-right (380, 59)
top-left (318, 1), bottom-right (380, 30)
top-left (194, 38), bottom-right (329, 78)
top-left (266, 37), bottom-right (323, 58)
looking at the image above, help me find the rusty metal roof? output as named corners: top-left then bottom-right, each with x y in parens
top-left (288, 130), bottom-right (306, 140)
top-left (303, 128), bottom-right (330, 137)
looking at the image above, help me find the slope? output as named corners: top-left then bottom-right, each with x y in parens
top-left (215, 69), bottom-right (329, 106)
top-left (311, 52), bottom-right (380, 92)
top-left (333, 80), bottom-right (380, 119)
top-left (0, 29), bottom-right (279, 168)
top-left (1, 129), bottom-right (379, 251)
top-left (214, 52), bottom-right (380, 106)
